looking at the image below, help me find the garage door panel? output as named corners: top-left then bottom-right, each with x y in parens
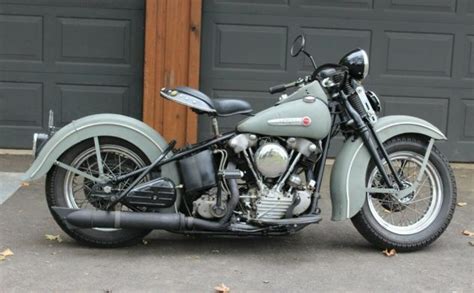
top-left (298, 0), bottom-right (374, 10)
top-left (381, 96), bottom-right (449, 133)
top-left (0, 14), bottom-right (43, 62)
top-left (0, 81), bottom-right (43, 127)
top-left (215, 0), bottom-right (288, 6)
top-left (383, 31), bottom-right (454, 77)
top-left (57, 84), bottom-right (127, 125)
top-left (387, 0), bottom-right (457, 13)
top-left (201, 15), bottom-right (292, 82)
top-left (468, 0), bottom-right (474, 13)
top-left (57, 17), bottom-right (131, 65)
top-left (0, 0), bottom-right (145, 10)
top-left (215, 24), bottom-right (287, 71)
top-left (466, 35), bottom-right (474, 78)
top-left (461, 99), bottom-right (474, 138)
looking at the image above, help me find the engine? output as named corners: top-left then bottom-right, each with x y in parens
top-left (185, 133), bottom-right (322, 221)
top-left (229, 134), bottom-right (321, 221)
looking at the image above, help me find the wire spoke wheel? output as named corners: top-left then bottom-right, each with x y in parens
top-left (46, 137), bottom-right (152, 247)
top-left (351, 136), bottom-right (456, 251)
top-left (367, 151), bottom-right (443, 235)
top-left (63, 144), bottom-right (148, 231)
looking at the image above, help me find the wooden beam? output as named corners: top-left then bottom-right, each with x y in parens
top-left (186, 0), bottom-right (202, 144)
top-left (143, 0), bottom-right (202, 146)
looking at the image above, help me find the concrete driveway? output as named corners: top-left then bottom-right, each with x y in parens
top-left (1, 155), bottom-right (473, 292)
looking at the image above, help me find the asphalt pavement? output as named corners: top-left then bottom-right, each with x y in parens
top-left (0, 155), bottom-right (473, 292)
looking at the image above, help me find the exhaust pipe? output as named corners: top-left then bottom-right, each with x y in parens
top-left (51, 207), bottom-right (224, 231)
top-left (52, 164), bottom-right (240, 232)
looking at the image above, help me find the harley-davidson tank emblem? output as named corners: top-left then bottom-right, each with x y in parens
top-left (267, 116), bottom-right (312, 127)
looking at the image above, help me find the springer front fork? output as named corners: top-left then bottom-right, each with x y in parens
top-left (342, 94), bottom-right (434, 202)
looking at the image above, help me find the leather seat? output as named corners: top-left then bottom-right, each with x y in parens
top-left (213, 99), bottom-right (253, 117)
top-left (176, 86), bottom-right (253, 117)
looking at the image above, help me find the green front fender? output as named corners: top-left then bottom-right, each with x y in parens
top-left (329, 115), bottom-right (447, 221)
top-left (22, 114), bottom-right (180, 187)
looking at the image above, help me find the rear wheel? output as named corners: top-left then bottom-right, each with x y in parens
top-left (46, 137), bottom-right (152, 247)
top-left (351, 135), bottom-right (456, 251)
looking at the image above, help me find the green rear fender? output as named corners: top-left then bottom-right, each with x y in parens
top-left (22, 113), bottom-right (181, 195)
top-left (329, 115), bottom-right (447, 221)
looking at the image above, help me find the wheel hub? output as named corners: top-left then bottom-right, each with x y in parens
top-left (103, 185), bottom-right (112, 194)
top-left (380, 181), bottom-right (414, 212)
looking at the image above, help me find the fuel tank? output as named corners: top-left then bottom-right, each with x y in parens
top-left (237, 97), bottom-right (331, 140)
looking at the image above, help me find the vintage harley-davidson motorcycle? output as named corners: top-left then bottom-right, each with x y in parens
top-left (23, 35), bottom-right (456, 250)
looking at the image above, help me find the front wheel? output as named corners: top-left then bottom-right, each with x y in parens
top-left (351, 135), bottom-right (456, 251)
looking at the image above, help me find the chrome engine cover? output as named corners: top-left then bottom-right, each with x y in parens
top-left (254, 142), bottom-right (289, 178)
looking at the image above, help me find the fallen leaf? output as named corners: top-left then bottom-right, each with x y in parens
top-left (45, 234), bottom-right (63, 243)
top-left (462, 230), bottom-right (474, 237)
top-left (1, 248), bottom-right (14, 257)
top-left (457, 202), bottom-right (467, 207)
top-left (469, 241), bottom-right (474, 246)
top-left (0, 248), bottom-right (14, 262)
top-left (214, 283), bottom-right (230, 293)
top-left (21, 182), bottom-right (30, 187)
top-left (382, 248), bottom-right (397, 257)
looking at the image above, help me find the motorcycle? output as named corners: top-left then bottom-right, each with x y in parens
top-left (22, 35), bottom-right (456, 250)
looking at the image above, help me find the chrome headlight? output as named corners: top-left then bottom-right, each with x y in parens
top-left (339, 48), bottom-right (369, 81)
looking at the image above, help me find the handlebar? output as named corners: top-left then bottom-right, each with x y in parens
top-left (268, 76), bottom-right (310, 94)
top-left (269, 83), bottom-right (292, 94)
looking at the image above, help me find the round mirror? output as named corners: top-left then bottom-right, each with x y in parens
top-left (290, 35), bottom-right (306, 57)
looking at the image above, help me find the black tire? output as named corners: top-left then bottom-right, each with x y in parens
top-left (351, 135), bottom-right (456, 252)
top-left (46, 137), bottom-right (152, 248)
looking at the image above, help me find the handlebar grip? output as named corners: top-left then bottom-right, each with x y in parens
top-left (269, 83), bottom-right (287, 94)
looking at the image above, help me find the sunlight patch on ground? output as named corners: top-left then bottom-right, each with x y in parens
top-left (0, 172), bottom-right (23, 204)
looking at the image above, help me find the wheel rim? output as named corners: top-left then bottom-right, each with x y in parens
top-left (63, 143), bottom-right (147, 231)
top-left (367, 151), bottom-right (443, 235)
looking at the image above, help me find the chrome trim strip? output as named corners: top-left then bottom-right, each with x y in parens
top-left (346, 143), bottom-right (365, 217)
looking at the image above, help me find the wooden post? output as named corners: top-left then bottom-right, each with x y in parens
top-left (143, 0), bottom-right (202, 146)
